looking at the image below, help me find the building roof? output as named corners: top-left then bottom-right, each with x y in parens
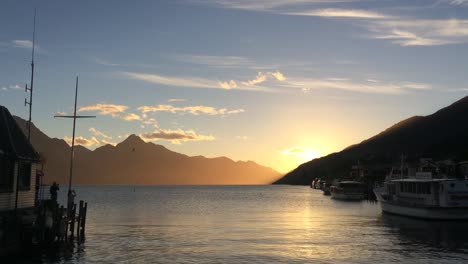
top-left (0, 105), bottom-right (39, 161)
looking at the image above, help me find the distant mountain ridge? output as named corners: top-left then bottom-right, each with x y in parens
top-left (275, 96), bottom-right (468, 185)
top-left (14, 117), bottom-right (281, 185)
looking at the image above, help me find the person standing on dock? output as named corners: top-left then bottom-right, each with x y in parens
top-left (68, 190), bottom-right (76, 213)
top-left (50, 182), bottom-right (59, 201)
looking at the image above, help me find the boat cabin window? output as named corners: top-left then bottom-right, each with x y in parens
top-left (399, 182), bottom-right (431, 194)
top-left (0, 155), bottom-right (15, 192)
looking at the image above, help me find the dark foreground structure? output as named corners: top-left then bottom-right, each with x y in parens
top-left (0, 105), bottom-right (40, 255)
top-left (0, 105), bottom-right (87, 256)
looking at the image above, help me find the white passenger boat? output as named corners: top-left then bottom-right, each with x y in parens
top-left (374, 162), bottom-right (468, 220)
top-left (330, 181), bottom-right (365, 200)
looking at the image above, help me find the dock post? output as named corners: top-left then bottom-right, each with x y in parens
top-left (77, 200), bottom-right (83, 242)
top-left (69, 203), bottom-right (76, 240)
top-left (81, 202), bottom-right (87, 240)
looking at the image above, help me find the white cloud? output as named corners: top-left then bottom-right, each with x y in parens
top-left (138, 104), bottom-right (245, 116)
top-left (140, 128), bottom-right (215, 144)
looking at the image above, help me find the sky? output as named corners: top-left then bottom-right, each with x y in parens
top-left (1, 0), bottom-right (468, 173)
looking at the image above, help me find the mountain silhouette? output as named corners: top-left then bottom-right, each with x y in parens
top-left (14, 117), bottom-right (280, 185)
top-left (275, 96), bottom-right (468, 185)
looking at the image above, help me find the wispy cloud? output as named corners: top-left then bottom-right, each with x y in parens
top-left (271, 71), bottom-right (286, 81)
top-left (446, 0), bottom-right (468, 5)
top-left (1, 84), bottom-right (23, 91)
top-left (79, 103), bottom-right (147, 122)
top-left (194, 0), bottom-right (468, 46)
top-left (91, 57), bottom-right (122, 66)
top-left (79, 103), bottom-right (128, 117)
top-left (369, 19), bottom-right (468, 46)
top-left (12, 40), bottom-right (34, 49)
top-left (194, 0), bottom-right (355, 11)
top-left (142, 118), bottom-right (159, 127)
top-left (292, 9), bottom-right (468, 46)
top-left (241, 71), bottom-right (286, 86)
top-left (64, 136), bottom-right (100, 147)
top-left (10, 40), bottom-right (44, 52)
top-left (64, 136), bottom-right (116, 147)
top-left (121, 71), bottom-right (284, 92)
top-left (168, 98), bottom-right (186, 103)
top-left (285, 78), bottom-right (431, 94)
top-left (123, 72), bottom-right (221, 89)
top-left (122, 113), bottom-right (142, 121)
top-left (138, 104), bottom-right (245, 116)
top-left (242, 72), bottom-right (267, 86)
top-left (287, 8), bottom-right (389, 19)
top-left (140, 128), bottom-right (215, 144)
top-left (219, 80), bottom-right (238, 89)
top-left (89, 127), bottom-right (112, 139)
top-left (89, 57), bottom-right (156, 68)
top-left (172, 54), bottom-right (254, 68)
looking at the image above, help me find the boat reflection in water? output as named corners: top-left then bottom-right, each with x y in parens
top-left (379, 213), bottom-right (468, 251)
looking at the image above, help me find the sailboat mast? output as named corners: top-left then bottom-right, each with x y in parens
top-left (68, 76), bottom-right (79, 193)
top-left (26, 9), bottom-right (36, 141)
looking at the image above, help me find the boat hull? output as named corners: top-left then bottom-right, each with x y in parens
top-left (379, 202), bottom-right (468, 220)
top-left (374, 187), bottom-right (468, 220)
top-left (331, 192), bottom-right (364, 200)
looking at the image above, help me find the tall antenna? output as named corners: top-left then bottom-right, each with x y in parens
top-left (25, 8), bottom-right (37, 141)
top-left (55, 77), bottom-right (96, 194)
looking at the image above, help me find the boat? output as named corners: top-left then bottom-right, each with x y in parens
top-left (310, 179), bottom-right (316, 189)
top-left (374, 160), bottom-right (468, 220)
top-left (330, 181), bottom-right (365, 200)
top-left (322, 183), bottom-right (331, 195)
top-left (315, 178), bottom-right (326, 189)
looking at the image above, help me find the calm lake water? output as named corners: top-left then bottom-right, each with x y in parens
top-left (20, 185), bottom-right (468, 263)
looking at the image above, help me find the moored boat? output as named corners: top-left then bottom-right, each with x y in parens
top-left (322, 183), bottom-right (331, 195)
top-left (330, 181), bottom-right (365, 200)
top-left (374, 160), bottom-right (468, 220)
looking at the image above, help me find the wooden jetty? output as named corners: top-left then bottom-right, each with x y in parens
top-left (34, 197), bottom-right (87, 244)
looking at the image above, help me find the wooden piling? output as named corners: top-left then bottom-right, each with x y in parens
top-left (69, 203), bottom-right (76, 239)
top-left (81, 202), bottom-right (87, 240)
top-left (76, 200), bottom-right (83, 242)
